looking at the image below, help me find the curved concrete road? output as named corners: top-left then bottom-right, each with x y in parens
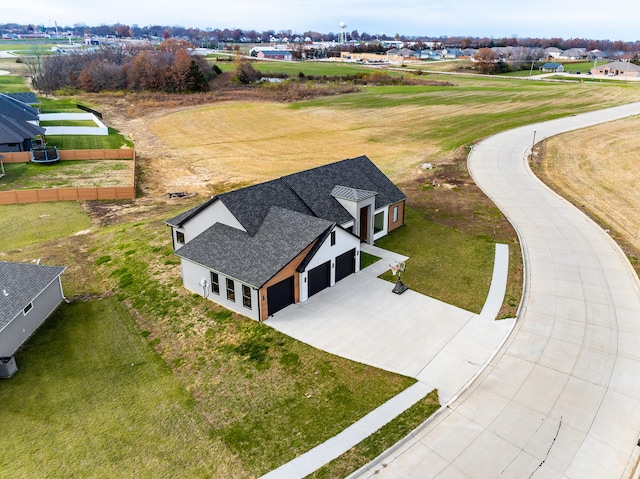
top-left (354, 103), bottom-right (640, 479)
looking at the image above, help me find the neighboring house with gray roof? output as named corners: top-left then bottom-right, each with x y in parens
top-left (0, 93), bottom-right (39, 124)
top-left (0, 262), bottom-right (66, 375)
top-left (3, 92), bottom-right (38, 106)
top-left (0, 114), bottom-right (46, 152)
top-left (166, 155), bottom-right (406, 320)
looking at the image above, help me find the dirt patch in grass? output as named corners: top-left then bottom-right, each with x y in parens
top-left (533, 116), bottom-right (640, 275)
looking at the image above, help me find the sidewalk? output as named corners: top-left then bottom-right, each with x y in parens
top-left (261, 244), bottom-right (512, 478)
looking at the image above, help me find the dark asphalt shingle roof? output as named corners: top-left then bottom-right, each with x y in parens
top-left (174, 207), bottom-right (333, 287)
top-left (217, 179), bottom-right (313, 236)
top-left (167, 156), bottom-right (405, 232)
top-left (168, 156), bottom-right (405, 283)
top-left (282, 155), bottom-right (406, 224)
top-left (0, 93), bottom-right (39, 122)
top-left (0, 262), bottom-right (65, 329)
top-left (0, 114), bottom-right (45, 144)
top-left (3, 92), bottom-right (38, 105)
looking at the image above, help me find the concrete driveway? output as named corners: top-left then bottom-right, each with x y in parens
top-left (353, 103), bottom-right (640, 478)
top-left (268, 244), bottom-right (513, 405)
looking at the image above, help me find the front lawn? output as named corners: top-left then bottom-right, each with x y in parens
top-left (376, 206), bottom-right (495, 313)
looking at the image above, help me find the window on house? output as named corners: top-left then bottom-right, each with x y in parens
top-left (176, 231), bottom-right (185, 244)
top-left (374, 211), bottom-right (385, 233)
top-left (210, 272), bottom-right (220, 294)
top-left (330, 230), bottom-right (336, 246)
top-left (226, 278), bottom-right (235, 302)
top-left (393, 205), bottom-right (399, 223)
top-left (23, 302), bottom-right (33, 315)
top-left (242, 285), bottom-right (252, 309)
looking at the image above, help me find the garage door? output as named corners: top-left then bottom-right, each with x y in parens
top-left (267, 276), bottom-right (294, 316)
top-left (308, 261), bottom-right (331, 297)
top-left (335, 248), bottom-right (356, 283)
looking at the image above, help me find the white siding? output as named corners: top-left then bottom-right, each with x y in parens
top-left (299, 227), bottom-right (360, 302)
top-left (174, 199), bottom-right (245, 246)
top-left (333, 196), bottom-right (359, 220)
top-left (180, 259), bottom-right (260, 321)
top-left (0, 278), bottom-right (64, 356)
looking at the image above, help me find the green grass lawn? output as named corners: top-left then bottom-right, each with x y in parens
top-left (376, 206), bottom-right (495, 313)
top-left (47, 128), bottom-right (133, 149)
top-left (39, 119), bottom-right (99, 127)
top-left (0, 298), bottom-right (220, 479)
top-left (87, 213), bottom-right (420, 476)
top-left (360, 250), bottom-right (381, 269)
top-left (252, 60), bottom-right (377, 76)
top-left (0, 202), bottom-right (91, 251)
top-left (0, 39), bottom-right (58, 52)
top-left (38, 97), bottom-right (94, 113)
top-left (0, 74), bottom-right (30, 93)
top-left (0, 200), bottom-right (430, 477)
top-left (293, 75), bottom-right (640, 152)
top-left (309, 390), bottom-right (440, 478)
top-left (0, 160), bottom-right (131, 190)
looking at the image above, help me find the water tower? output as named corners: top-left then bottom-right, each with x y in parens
top-left (339, 22), bottom-right (347, 43)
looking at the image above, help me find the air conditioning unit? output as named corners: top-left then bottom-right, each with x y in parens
top-left (0, 356), bottom-right (18, 379)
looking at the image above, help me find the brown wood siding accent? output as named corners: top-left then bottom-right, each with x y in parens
top-left (259, 241), bottom-right (316, 321)
top-left (387, 200), bottom-right (405, 232)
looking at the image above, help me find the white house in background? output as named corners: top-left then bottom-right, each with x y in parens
top-left (166, 155), bottom-right (406, 321)
top-left (544, 47), bottom-right (564, 59)
top-left (0, 262), bottom-right (66, 376)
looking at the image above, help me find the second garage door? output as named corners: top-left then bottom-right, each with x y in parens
top-left (335, 248), bottom-right (356, 283)
top-left (308, 261), bottom-right (331, 297)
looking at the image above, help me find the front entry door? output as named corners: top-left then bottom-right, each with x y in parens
top-left (359, 205), bottom-right (369, 243)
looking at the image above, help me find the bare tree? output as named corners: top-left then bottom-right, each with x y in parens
top-left (23, 44), bottom-right (47, 93)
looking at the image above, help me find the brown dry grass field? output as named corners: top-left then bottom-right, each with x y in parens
top-left (138, 102), bottom-right (439, 195)
top-left (535, 115), bottom-right (640, 270)
top-left (100, 77), bottom-right (638, 199)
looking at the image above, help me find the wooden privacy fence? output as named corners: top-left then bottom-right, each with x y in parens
top-left (0, 149), bottom-right (134, 163)
top-left (0, 149), bottom-right (136, 205)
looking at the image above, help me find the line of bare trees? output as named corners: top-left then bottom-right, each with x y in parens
top-left (28, 39), bottom-right (212, 94)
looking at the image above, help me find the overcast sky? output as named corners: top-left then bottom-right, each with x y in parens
top-left (6, 0), bottom-right (639, 42)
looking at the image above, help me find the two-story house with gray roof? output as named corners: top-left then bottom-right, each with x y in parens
top-left (0, 261), bottom-right (66, 376)
top-left (166, 156), bottom-right (406, 321)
